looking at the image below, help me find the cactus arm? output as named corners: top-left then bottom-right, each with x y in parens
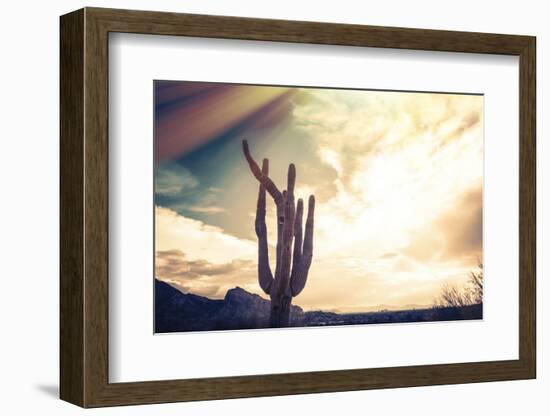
top-left (303, 195), bottom-right (315, 263)
top-left (242, 140), bottom-right (283, 206)
top-left (290, 195), bottom-right (315, 296)
top-left (255, 158), bottom-right (273, 294)
top-left (290, 198), bottom-right (304, 280)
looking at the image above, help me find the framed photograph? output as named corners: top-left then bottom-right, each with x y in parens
top-left (60, 7), bottom-right (536, 407)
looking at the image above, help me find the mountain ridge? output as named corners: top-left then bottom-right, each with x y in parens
top-left (155, 278), bottom-right (482, 333)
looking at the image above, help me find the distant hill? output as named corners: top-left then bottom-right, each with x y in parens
top-left (155, 279), bottom-right (482, 333)
top-left (155, 279), bottom-right (303, 332)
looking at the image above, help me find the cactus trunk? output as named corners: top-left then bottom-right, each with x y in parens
top-left (243, 140), bottom-right (315, 328)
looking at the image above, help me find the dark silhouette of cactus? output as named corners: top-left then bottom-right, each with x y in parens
top-left (242, 140), bottom-right (315, 327)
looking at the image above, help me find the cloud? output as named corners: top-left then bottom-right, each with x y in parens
top-left (155, 163), bottom-right (232, 221)
top-left (155, 249), bottom-right (257, 299)
top-left (438, 186), bottom-right (483, 260)
top-left (155, 207), bottom-right (259, 298)
top-left (155, 206), bottom-right (256, 264)
top-left (186, 205), bottom-right (227, 214)
top-left (285, 90), bottom-right (483, 308)
top-left (400, 186), bottom-right (482, 266)
top-left (156, 249), bottom-right (253, 280)
top-left (379, 252), bottom-right (399, 259)
top-left (155, 163), bottom-right (198, 195)
top-left (291, 90), bottom-right (483, 259)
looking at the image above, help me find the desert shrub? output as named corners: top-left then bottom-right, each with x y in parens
top-left (468, 263), bottom-right (483, 304)
top-left (435, 262), bottom-right (483, 308)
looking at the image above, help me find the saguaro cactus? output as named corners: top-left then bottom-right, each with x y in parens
top-left (242, 140), bottom-right (315, 327)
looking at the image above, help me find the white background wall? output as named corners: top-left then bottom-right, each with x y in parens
top-left (0, 0), bottom-right (546, 414)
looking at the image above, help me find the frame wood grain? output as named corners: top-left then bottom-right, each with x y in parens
top-left (60, 7), bottom-right (536, 408)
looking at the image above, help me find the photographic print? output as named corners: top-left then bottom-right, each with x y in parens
top-left (154, 80), bottom-right (483, 333)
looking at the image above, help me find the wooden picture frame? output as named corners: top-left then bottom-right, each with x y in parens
top-left (60, 7), bottom-right (536, 408)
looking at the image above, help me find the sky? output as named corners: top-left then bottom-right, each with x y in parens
top-left (154, 80), bottom-right (483, 312)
